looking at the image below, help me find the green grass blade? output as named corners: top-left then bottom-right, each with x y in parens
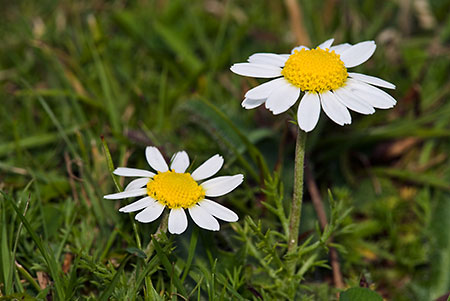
top-left (199, 97), bottom-right (270, 179)
top-left (15, 88), bottom-right (102, 109)
top-left (98, 255), bottom-right (131, 301)
top-left (21, 80), bottom-right (79, 160)
top-left (15, 262), bottom-right (41, 292)
top-left (0, 127), bottom-right (82, 158)
top-left (151, 236), bottom-right (187, 297)
top-left (372, 167), bottom-right (450, 191)
top-left (10, 192), bottom-right (31, 295)
top-left (3, 192), bottom-right (65, 299)
top-left (181, 227), bottom-right (198, 283)
top-left (100, 136), bottom-right (122, 192)
top-left (153, 21), bottom-right (202, 73)
top-left (133, 255), bottom-right (160, 296)
top-left (1, 200), bottom-right (12, 294)
top-left (89, 40), bottom-right (121, 134)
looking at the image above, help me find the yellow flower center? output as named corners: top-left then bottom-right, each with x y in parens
top-left (281, 48), bottom-right (348, 93)
top-left (147, 171), bottom-right (205, 209)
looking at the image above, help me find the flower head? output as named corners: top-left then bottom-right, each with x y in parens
top-left (230, 39), bottom-right (396, 132)
top-left (104, 146), bottom-right (243, 234)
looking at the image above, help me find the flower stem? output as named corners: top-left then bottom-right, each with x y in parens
top-left (287, 130), bottom-right (307, 259)
top-left (144, 212), bottom-right (168, 258)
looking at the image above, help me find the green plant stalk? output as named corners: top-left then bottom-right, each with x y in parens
top-left (144, 212), bottom-right (169, 258)
top-left (287, 130), bottom-right (307, 271)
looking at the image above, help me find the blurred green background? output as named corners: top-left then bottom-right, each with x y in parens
top-left (1, 0), bottom-right (450, 300)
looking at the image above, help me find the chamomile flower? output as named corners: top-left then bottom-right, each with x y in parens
top-left (230, 39), bottom-right (396, 132)
top-left (104, 146), bottom-right (242, 234)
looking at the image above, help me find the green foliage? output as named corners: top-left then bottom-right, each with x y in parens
top-left (1, 0), bottom-right (450, 300)
top-left (231, 174), bottom-right (352, 299)
top-left (340, 287), bottom-right (382, 301)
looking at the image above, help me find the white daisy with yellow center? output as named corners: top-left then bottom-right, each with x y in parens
top-left (104, 146), bottom-right (243, 234)
top-left (230, 39), bottom-right (396, 132)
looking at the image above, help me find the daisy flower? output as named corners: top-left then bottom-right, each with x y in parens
top-left (104, 146), bottom-right (243, 234)
top-left (230, 39), bottom-right (396, 132)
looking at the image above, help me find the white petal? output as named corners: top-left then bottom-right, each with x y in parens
top-left (340, 41), bottom-right (376, 68)
top-left (119, 196), bottom-right (155, 213)
top-left (188, 205), bottom-right (220, 231)
top-left (330, 43), bottom-right (352, 54)
top-left (248, 53), bottom-right (288, 67)
top-left (245, 77), bottom-right (286, 99)
top-left (265, 80), bottom-right (300, 115)
top-left (297, 92), bottom-right (321, 132)
top-left (348, 72), bottom-right (396, 89)
top-left (320, 91), bottom-right (352, 126)
top-left (317, 38), bottom-right (334, 49)
top-left (291, 46), bottom-right (309, 54)
top-left (124, 178), bottom-right (150, 191)
top-left (170, 151), bottom-right (190, 173)
top-left (241, 98), bottom-right (266, 109)
top-left (135, 202), bottom-right (165, 223)
top-left (347, 79), bottom-right (396, 109)
top-left (104, 188), bottom-right (148, 200)
top-left (230, 63), bottom-right (282, 78)
top-left (353, 91), bottom-right (394, 109)
top-left (199, 199), bottom-right (238, 222)
top-left (279, 54), bottom-right (291, 59)
top-left (113, 167), bottom-right (155, 178)
top-left (201, 175), bottom-right (244, 197)
top-left (168, 208), bottom-right (188, 234)
top-left (333, 86), bottom-right (375, 115)
top-left (191, 154), bottom-right (224, 181)
top-left (145, 146), bottom-right (169, 172)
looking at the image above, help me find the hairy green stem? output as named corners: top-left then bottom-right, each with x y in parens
top-left (287, 130), bottom-right (307, 267)
top-left (144, 212), bottom-right (169, 258)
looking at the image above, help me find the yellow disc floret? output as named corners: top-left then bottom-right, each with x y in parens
top-left (147, 171), bottom-right (205, 209)
top-left (281, 48), bottom-right (348, 93)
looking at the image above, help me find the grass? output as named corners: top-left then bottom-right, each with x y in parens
top-left (1, 0), bottom-right (450, 300)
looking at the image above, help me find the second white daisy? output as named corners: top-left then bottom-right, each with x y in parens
top-left (104, 146), bottom-right (243, 234)
top-left (230, 39), bottom-right (397, 132)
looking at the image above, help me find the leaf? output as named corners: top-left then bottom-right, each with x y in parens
top-left (98, 255), bottom-right (131, 301)
top-left (0, 127), bottom-right (81, 157)
top-left (0, 293), bottom-right (36, 301)
top-left (145, 284), bottom-right (164, 301)
top-left (15, 88), bottom-right (102, 109)
top-left (125, 247), bottom-right (146, 259)
top-left (151, 236), bottom-right (188, 297)
top-left (3, 192), bottom-right (65, 299)
top-left (133, 255), bottom-right (160, 296)
top-left (21, 80), bottom-right (80, 159)
top-left (89, 41), bottom-right (121, 134)
top-left (1, 200), bottom-right (12, 294)
top-left (340, 287), bottom-right (383, 301)
top-left (153, 21), bottom-right (202, 73)
top-left (418, 191), bottom-right (450, 299)
top-left (372, 167), bottom-right (450, 191)
top-left (181, 227), bottom-right (198, 282)
top-left (100, 136), bottom-right (122, 192)
top-left (181, 97), bottom-right (271, 181)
